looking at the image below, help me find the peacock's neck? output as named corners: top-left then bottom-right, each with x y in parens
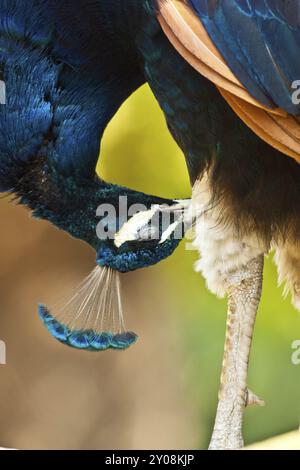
top-left (95, 0), bottom-right (147, 45)
top-left (14, 156), bottom-right (177, 256)
top-left (15, 158), bottom-right (106, 249)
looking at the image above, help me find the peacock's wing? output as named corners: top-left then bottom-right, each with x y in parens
top-left (156, 0), bottom-right (300, 163)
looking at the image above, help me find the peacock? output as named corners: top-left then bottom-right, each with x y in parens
top-left (1, 0), bottom-right (300, 449)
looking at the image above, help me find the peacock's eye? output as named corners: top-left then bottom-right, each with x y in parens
top-left (0, 68), bottom-right (5, 105)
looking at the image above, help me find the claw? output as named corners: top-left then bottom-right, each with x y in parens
top-left (246, 388), bottom-right (265, 407)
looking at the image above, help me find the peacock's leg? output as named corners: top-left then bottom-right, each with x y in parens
top-left (208, 255), bottom-right (265, 450)
top-left (191, 177), bottom-right (268, 450)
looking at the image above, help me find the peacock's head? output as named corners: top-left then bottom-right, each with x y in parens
top-left (95, 192), bottom-right (188, 273)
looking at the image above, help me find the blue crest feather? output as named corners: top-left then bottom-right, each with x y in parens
top-left (38, 266), bottom-right (138, 351)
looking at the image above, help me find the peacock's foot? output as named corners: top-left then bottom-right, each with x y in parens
top-left (208, 255), bottom-right (265, 450)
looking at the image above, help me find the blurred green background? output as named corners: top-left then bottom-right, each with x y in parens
top-left (0, 84), bottom-right (299, 449)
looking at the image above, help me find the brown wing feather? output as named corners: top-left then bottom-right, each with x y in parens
top-left (219, 89), bottom-right (300, 163)
top-left (157, 0), bottom-right (300, 163)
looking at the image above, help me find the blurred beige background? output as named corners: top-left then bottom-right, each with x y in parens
top-left (0, 85), bottom-right (299, 449)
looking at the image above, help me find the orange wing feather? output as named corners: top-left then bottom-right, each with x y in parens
top-left (157, 0), bottom-right (300, 164)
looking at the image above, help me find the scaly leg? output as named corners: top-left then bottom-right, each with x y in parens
top-left (191, 177), bottom-right (268, 449)
top-left (209, 255), bottom-right (265, 450)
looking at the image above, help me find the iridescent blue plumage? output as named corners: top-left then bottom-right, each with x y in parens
top-left (189, 0), bottom-right (300, 114)
top-left (0, 0), bottom-right (145, 190)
